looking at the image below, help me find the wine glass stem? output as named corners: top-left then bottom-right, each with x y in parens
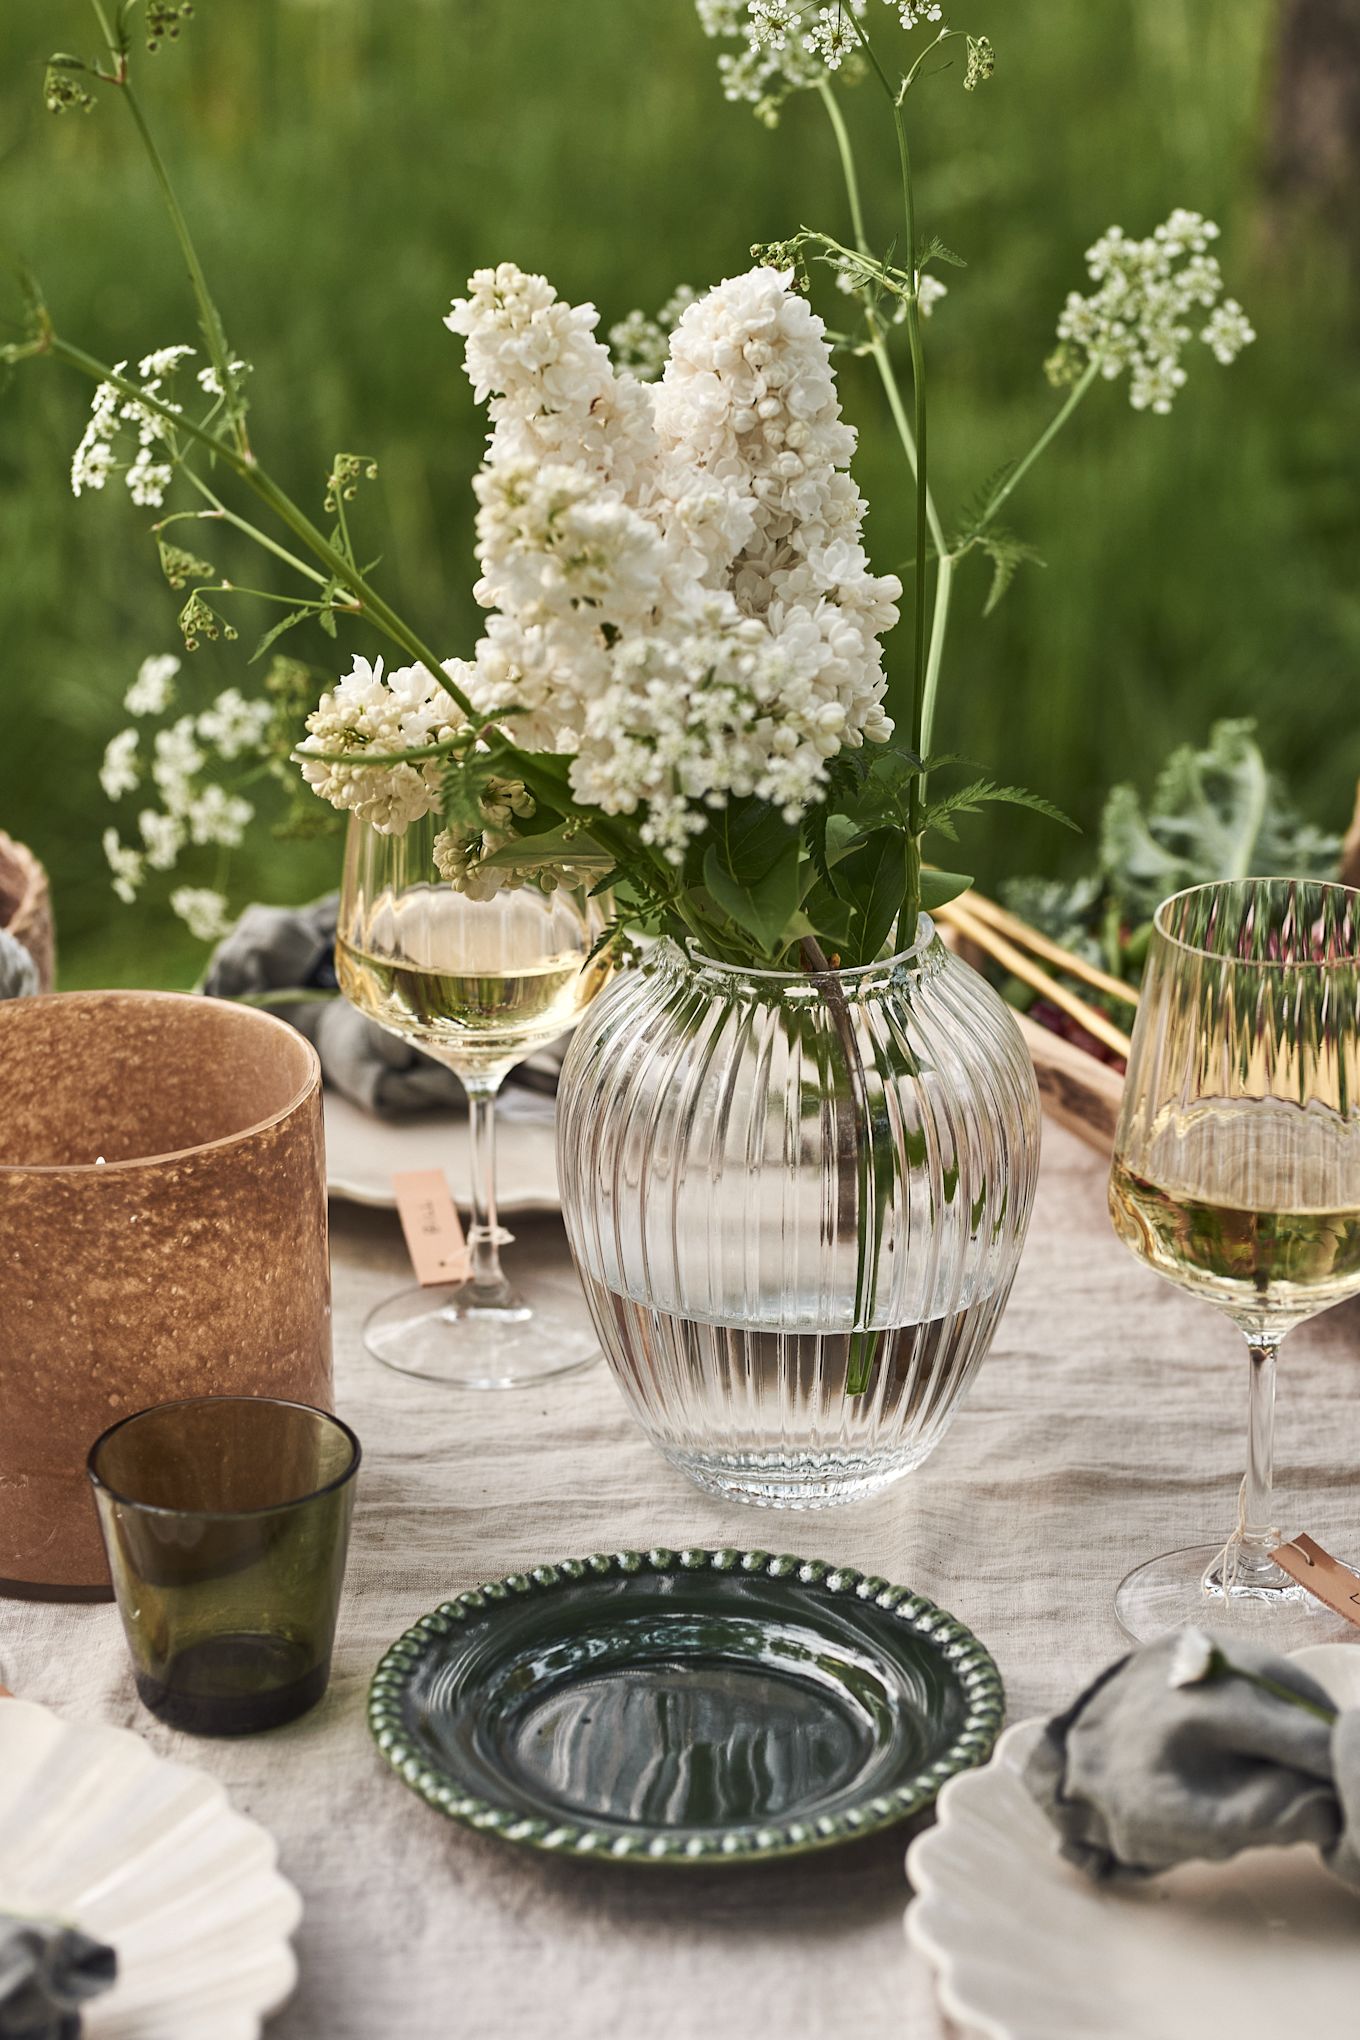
top-left (1237, 1333), bottom-right (1283, 1583)
top-left (464, 1076), bottom-right (511, 1302)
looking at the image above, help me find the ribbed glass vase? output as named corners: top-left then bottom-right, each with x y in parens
top-left (557, 921), bottom-right (1041, 1508)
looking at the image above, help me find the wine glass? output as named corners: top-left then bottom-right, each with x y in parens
top-left (336, 812), bottom-right (613, 1388)
top-left (1109, 878), bottom-right (1360, 1643)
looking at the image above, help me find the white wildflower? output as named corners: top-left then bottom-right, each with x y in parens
top-left (125, 653), bottom-right (181, 717)
top-left (195, 356), bottom-right (250, 398)
top-left (138, 808), bottom-right (186, 871)
top-left (138, 344), bottom-right (196, 381)
top-left (609, 286), bottom-right (698, 382)
top-left (1051, 211), bottom-right (1253, 413)
top-left (188, 784), bottom-right (254, 848)
top-left (918, 274), bottom-right (948, 317)
top-left (170, 887), bottom-right (234, 942)
top-left (102, 828), bottom-right (144, 905)
top-left (197, 687), bottom-right (272, 758)
top-left (1168, 1628), bottom-right (1220, 1689)
top-left (71, 434), bottom-right (116, 496)
top-left (152, 715), bottom-right (206, 814)
top-left (126, 446), bottom-right (173, 508)
top-left (698, 0), bottom-right (941, 121)
top-left (296, 654), bottom-right (464, 832)
top-left (99, 728), bottom-right (140, 802)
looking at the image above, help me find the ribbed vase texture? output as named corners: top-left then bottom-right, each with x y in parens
top-left (558, 926), bottom-right (1041, 1507)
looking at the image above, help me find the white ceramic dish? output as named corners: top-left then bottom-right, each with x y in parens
top-left (0, 1699), bottom-right (301, 2038)
top-left (323, 1087), bottom-right (560, 1212)
top-left (906, 1647), bottom-right (1360, 2040)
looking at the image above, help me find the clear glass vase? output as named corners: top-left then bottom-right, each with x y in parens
top-left (557, 922), bottom-right (1041, 1508)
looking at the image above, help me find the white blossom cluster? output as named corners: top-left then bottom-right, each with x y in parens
top-left (696, 0), bottom-right (941, 121)
top-left (1051, 210), bottom-right (1255, 414)
top-left (71, 345), bottom-right (252, 509)
top-left (295, 654), bottom-right (465, 832)
top-left (100, 653), bottom-right (273, 940)
top-left (427, 261), bottom-right (898, 867)
top-left (432, 776), bottom-right (537, 902)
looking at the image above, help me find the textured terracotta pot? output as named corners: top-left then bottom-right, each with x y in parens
top-left (0, 992), bottom-right (332, 1596)
top-left (0, 832), bottom-right (55, 991)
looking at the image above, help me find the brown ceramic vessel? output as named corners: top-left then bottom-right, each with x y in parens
top-left (0, 991), bottom-right (332, 1596)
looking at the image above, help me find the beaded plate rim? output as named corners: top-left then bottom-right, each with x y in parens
top-left (368, 1546), bottom-right (1005, 1866)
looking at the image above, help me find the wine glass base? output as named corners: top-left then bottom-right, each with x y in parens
top-left (1116, 1543), bottom-right (1360, 1647)
top-left (363, 1268), bottom-right (601, 1389)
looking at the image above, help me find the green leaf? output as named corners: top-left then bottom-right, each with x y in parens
top-left (919, 234), bottom-right (967, 270)
top-left (479, 824), bottom-right (612, 872)
top-left (919, 869), bottom-right (973, 912)
top-left (1099, 719), bottom-right (1343, 922)
top-left (249, 606), bottom-right (316, 664)
top-left (836, 829), bottom-right (909, 968)
top-left (716, 796), bottom-right (797, 884)
top-left (922, 778), bottom-right (1078, 838)
top-left (976, 527), bottom-right (1046, 616)
top-left (702, 838), bottom-right (802, 956)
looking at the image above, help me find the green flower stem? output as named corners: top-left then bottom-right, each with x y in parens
top-left (181, 471), bottom-right (330, 589)
top-left (964, 357), bottom-right (1101, 542)
top-left (88, 0), bottom-right (249, 458)
top-left (1238, 1667), bottom-right (1337, 1726)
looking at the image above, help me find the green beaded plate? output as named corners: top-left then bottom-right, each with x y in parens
top-left (369, 1548), bottom-right (1004, 1864)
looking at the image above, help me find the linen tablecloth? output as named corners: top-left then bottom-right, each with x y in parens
top-left (4, 1121), bottom-right (1358, 2039)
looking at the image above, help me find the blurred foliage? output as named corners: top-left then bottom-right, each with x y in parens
top-left (1, 0), bottom-right (1357, 988)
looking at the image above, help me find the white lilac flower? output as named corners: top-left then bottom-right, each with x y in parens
top-left (296, 654), bottom-right (464, 832)
top-left (102, 828), bottom-right (144, 904)
top-left (170, 887), bottom-right (234, 943)
top-left (1051, 211), bottom-right (1253, 413)
top-left (1168, 1628), bottom-right (1222, 1689)
top-left (197, 687), bottom-right (272, 758)
top-left (304, 264), bottom-right (898, 883)
top-left (188, 784), bottom-right (254, 848)
top-left (99, 729), bottom-right (140, 802)
top-left (138, 807), bottom-right (186, 870)
top-left (125, 653), bottom-right (181, 717)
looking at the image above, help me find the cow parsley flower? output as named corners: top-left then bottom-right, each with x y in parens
top-left (188, 783), bottom-right (253, 848)
top-left (697, 0), bottom-right (942, 122)
top-left (296, 654), bottom-right (465, 832)
top-left (70, 347), bottom-right (196, 504)
top-left (609, 286), bottom-right (698, 382)
top-left (125, 653), bottom-right (181, 717)
top-left (152, 716), bottom-right (207, 815)
top-left (103, 828), bottom-right (145, 904)
top-left (139, 807), bottom-right (187, 870)
top-left (197, 686), bottom-right (272, 757)
top-left (170, 887), bottom-right (234, 943)
top-left (1049, 211), bottom-right (1254, 413)
top-left (99, 728), bottom-right (140, 801)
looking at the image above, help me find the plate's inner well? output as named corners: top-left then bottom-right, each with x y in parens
top-left (399, 1571), bottom-right (968, 1838)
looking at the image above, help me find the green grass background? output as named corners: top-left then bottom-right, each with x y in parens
top-left (2, 0), bottom-right (1356, 987)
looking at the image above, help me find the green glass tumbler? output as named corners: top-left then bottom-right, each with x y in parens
top-left (88, 1397), bottom-right (360, 1736)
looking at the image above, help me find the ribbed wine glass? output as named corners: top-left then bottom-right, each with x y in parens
top-left (337, 813), bottom-right (612, 1387)
top-left (1109, 878), bottom-right (1360, 1642)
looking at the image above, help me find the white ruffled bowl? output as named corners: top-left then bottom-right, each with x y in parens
top-left (0, 1699), bottom-right (301, 2037)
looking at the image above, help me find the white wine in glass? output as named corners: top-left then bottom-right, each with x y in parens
top-left (337, 812), bottom-right (613, 1387)
top-left (1109, 877), bottom-right (1360, 1644)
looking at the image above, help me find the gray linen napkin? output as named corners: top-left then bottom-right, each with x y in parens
top-left (0, 1916), bottom-right (115, 2040)
top-left (1024, 1632), bottom-right (1360, 1890)
top-left (202, 896), bottom-right (566, 1117)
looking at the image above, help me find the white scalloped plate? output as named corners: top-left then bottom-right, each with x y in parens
top-left (0, 1699), bottom-right (301, 2038)
top-left (905, 1646), bottom-right (1360, 2040)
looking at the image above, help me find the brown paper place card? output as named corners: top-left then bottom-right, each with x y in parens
top-left (1270, 1534), bottom-right (1360, 1629)
top-left (392, 1169), bottom-right (469, 1286)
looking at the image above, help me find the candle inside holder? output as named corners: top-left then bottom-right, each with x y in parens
top-left (0, 991), bottom-right (332, 1596)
